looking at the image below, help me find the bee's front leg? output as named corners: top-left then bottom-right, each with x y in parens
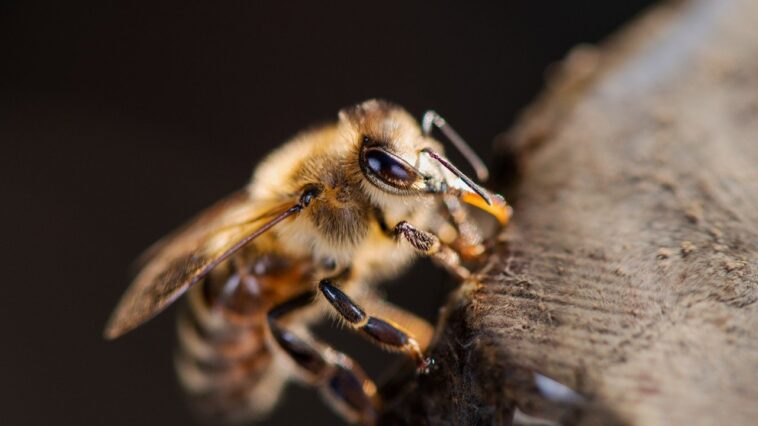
top-left (393, 221), bottom-right (471, 280)
top-left (267, 291), bottom-right (378, 425)
top-left (440, 195), bottom-right (487, 260)
top-left (319, 279), bottom-right (432, 373)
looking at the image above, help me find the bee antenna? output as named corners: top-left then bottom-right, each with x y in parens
top-left (421, 148), bottom-right (492, 206)
top-left (421, 110), bottom-right (489, 182)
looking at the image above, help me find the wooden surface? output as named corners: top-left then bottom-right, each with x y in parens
top-left (382, 0), bottom-right (758, 424)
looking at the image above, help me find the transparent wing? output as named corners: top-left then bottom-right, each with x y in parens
top-left (104, 191), bottom-right (300, 340)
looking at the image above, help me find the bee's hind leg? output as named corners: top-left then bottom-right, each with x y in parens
top-left (267, 291), bottom-right (379, 425)
top-left (318, 279), bottom-right (433, 373)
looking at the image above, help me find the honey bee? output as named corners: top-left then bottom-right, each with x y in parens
top-left (104, 99), bottom-right (511, 424)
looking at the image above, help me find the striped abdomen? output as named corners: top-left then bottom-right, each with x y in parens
top-left (174, 256), bottom-right (310, 423)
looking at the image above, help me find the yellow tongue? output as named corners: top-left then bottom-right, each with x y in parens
top-left (461, 192), bottom-right (512, 225)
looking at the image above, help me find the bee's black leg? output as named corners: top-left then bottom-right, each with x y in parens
top-left (393, 221), bottom-right (471, 280)
top-left (361, 294), bottom-right (434, 353)
top-left (267, 291), bottom-right (378, 425)
top-left (319, 280), bottom-right (433, 373)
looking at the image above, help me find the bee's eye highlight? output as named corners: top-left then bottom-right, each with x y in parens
top-left (362, 148), bottom-right (418, 188)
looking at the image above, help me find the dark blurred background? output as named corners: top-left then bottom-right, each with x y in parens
top-left (1, 1), bottom-right (654, 425)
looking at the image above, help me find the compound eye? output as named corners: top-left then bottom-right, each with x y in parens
top-left (363, 148), bottom-right (419, 188)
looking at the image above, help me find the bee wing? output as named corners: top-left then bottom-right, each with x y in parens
top-left (104, 191), bottom-right (300, 340)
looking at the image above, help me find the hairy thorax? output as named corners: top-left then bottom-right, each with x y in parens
top-left (274, 162), bottom-right (374, 268)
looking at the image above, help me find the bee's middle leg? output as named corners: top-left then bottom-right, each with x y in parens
top-left (318, 279), bottom-right (432, 373)
top-left (267, 291), bottom-right (378, 424)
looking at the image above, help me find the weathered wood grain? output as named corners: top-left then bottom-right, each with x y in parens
top-left (382, 0), bottom-right (758, 424)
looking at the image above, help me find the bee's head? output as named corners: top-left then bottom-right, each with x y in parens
top-left (339, 99), bottom-right (510, 224)
top-left (339, 99), bottom-right (433, 196)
